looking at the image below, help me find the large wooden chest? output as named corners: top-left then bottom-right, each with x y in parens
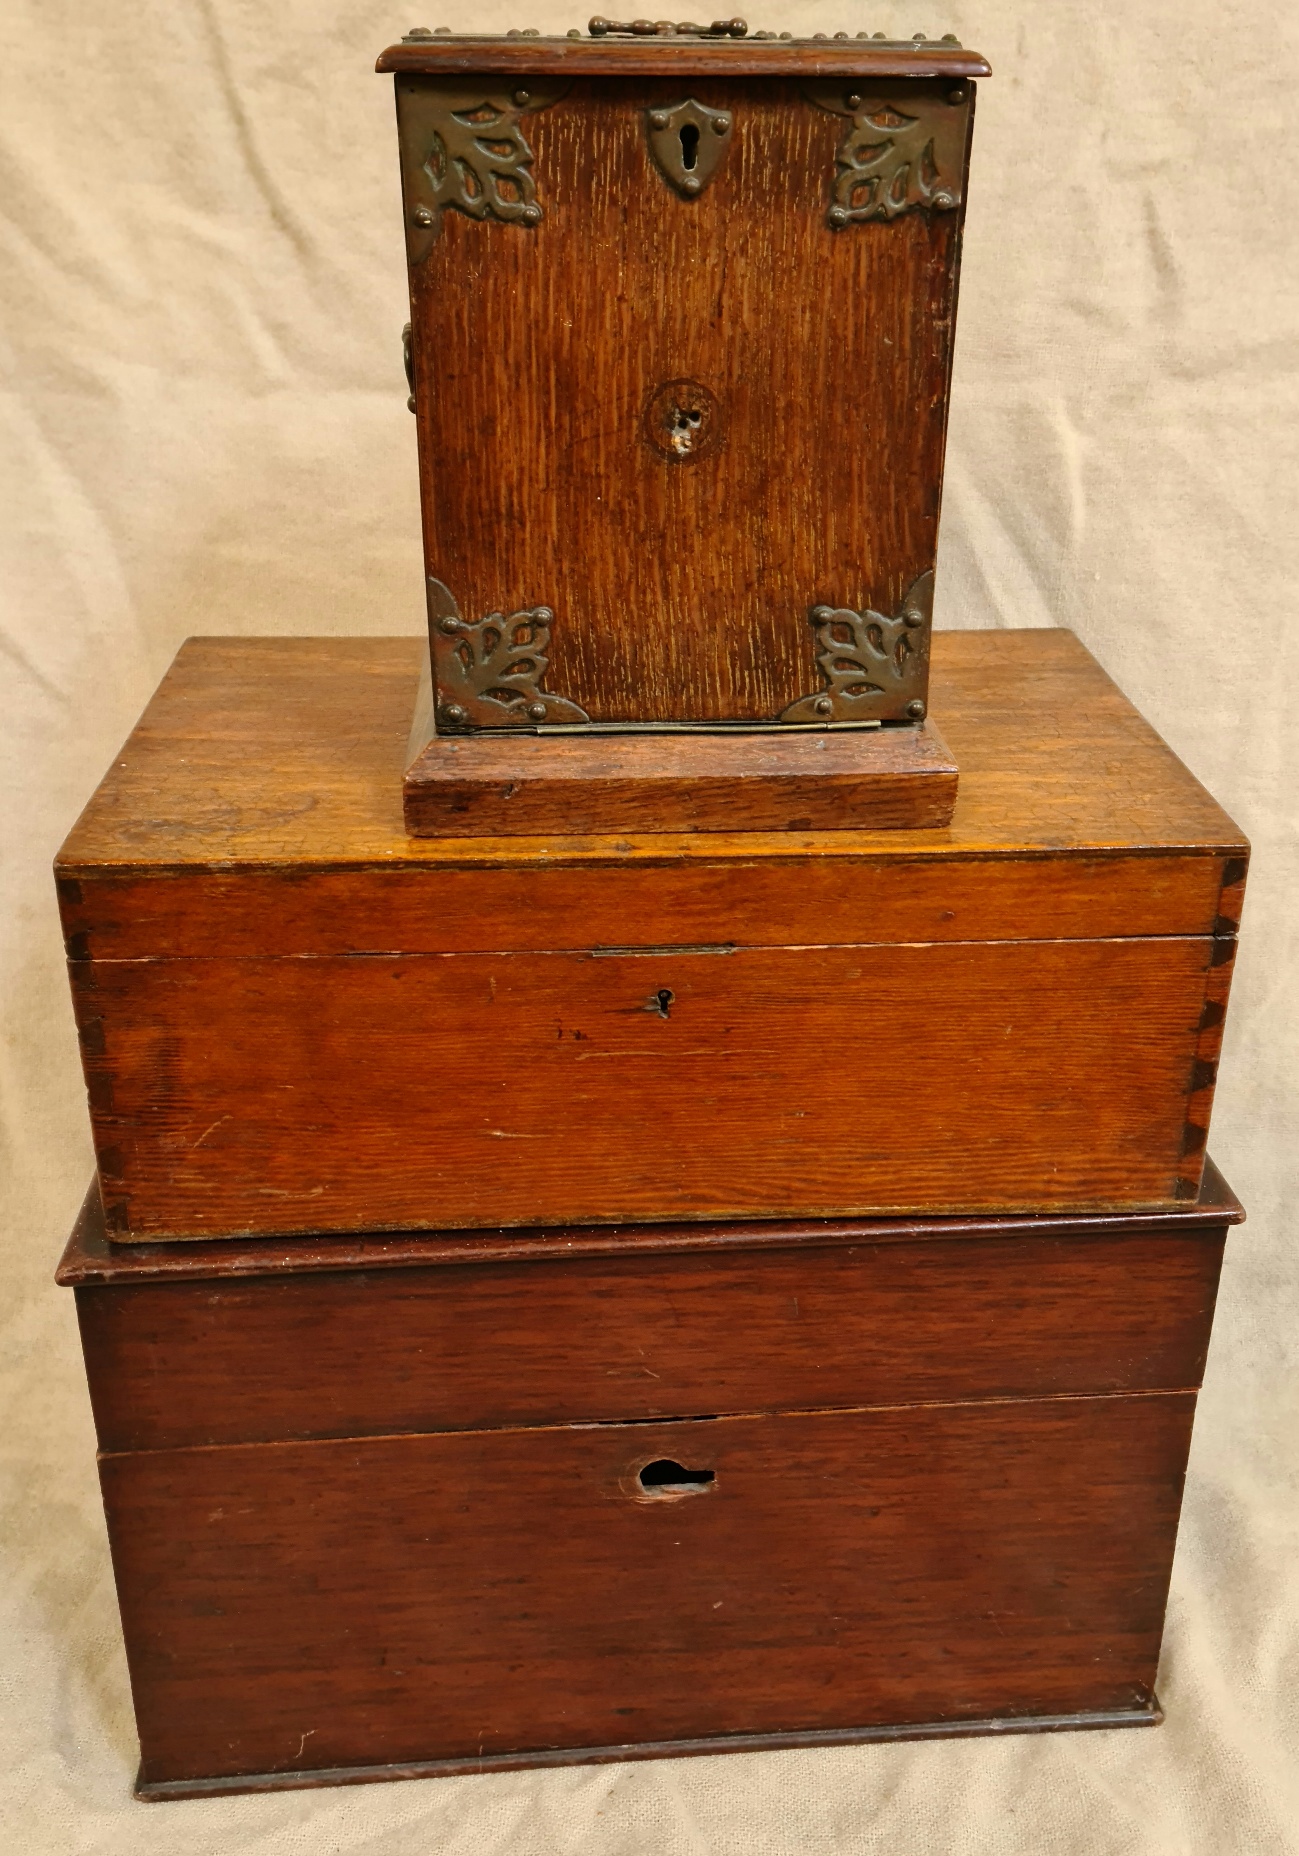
top-left (59, 1163), bottom-right (1242, 1796)
top-left (55, 627), bottom-right (1246, 1242)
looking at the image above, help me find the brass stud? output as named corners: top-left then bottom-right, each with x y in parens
top-left (649, 109), bottom-right (669, 128)
top-left (533, 606), bottom-right (554, 622)
top-left (903, 607), bottom-right (924, 628)
top-left (412, 206), bottom-right (435, 227)
top-left (906, 699), bottom-right (926, 720)
top-left (682, 175), bottom-right (702, 194)
top-left (520, 203), bottom-right (542, 225)
top-left (814, 696), bottom-right (833, 716)
top-left (932, 191), bottom-right (955, 210)
top-left (527, 702), bottom-right (547, 721)
top-left (438, 616), bottom-right (462, 634)
top-left (846, 92), bottom-right (862, 108)
top-left (826, 206), bottom-right (849, 229)
top-left (713, 115), bottom-right (730, 134)
top-left (441, 703), bottom-right (467, 723)
top-left (811, 605), bottom-right (833, 620)
top-left (515, 88), bottom-right (531, 104)
top-left (948, 87), bottom-right (966, 103)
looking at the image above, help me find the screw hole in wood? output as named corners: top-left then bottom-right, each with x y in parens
top-left (638, 1458), bottom-right (716, 1496)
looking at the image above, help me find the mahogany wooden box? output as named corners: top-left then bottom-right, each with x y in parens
top-left (54, 627), bottom-right (1246, 1243)
top-left (58, 1163), bottom-right (1243, 1798)
top-left (379, 26), bottom-right (989, 832)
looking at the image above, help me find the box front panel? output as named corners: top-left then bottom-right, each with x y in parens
top-left (103, 1395), bottom-right (1191, 1785)
top-left (403, 77), bottom-right (968, 725)
top-left (78, 1227), bottom-right (1225, 1451)
top-left (74, 935), bottom-right (1213, 1237)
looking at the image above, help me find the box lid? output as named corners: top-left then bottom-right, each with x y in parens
top-left (53, 630), bottom-right (1248, 959)
top-left (376, 25), bottom-right (991, 80)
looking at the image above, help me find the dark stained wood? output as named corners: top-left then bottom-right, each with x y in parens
top-left (54, 1157), bottom-right (1245, 1285)
top-left (70, 934), bottom-right (1219, 1239)
top-left (75, 1219), bottom-right (1226, 1453)
top-left (403, 717), bottom-right (959, 835)
top-left (402, 76), bottom-right (970, 725)
top-left (137, 1701), bottom-right (1160, 1800)
top-left (102, 1394), bottom-right (1193, 1787)
top-left (376, 39), bottom-right (992, 81)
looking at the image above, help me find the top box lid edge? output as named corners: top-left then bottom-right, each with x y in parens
top-left (375, 36), bottom-right (992, 78)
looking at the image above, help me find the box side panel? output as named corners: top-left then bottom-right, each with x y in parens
top-left (72, 936), bottom-right (1214, 1237)
top-left (101, 1396), bottom-right (1193, 1785)
top-left (77, 1229), bottom-right (1225, 1451)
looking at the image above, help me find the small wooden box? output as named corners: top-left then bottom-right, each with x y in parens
top-left (379, 27), bottom-right (989, 833)
top-left (55, 628), bottom-right (1246, 1242)
top-left (59, 1164), bottom-right (1242, 1797)
top-left (381, 29), bottom-right (986, 735)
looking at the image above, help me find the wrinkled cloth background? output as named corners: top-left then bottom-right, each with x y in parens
top-left (2, 2), bottom-right (1297, 1851)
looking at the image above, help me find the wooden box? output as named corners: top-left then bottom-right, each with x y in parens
top-left (55, 627), bottom-right (1246, 1243)
top-left (58, 1163), bottom-right (1243, 1797)
top-left (378, 26), bottom-right (990, 832)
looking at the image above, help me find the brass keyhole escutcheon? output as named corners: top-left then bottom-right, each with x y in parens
top-left (646, 98), bottom-right (733, 197)
top-left (643, 378), bottom-right (722, 465)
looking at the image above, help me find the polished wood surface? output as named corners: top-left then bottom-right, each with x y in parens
top-left (54, 631), bottom-right (1248, 1239)
top-left (402, 76), bottom-right (970, 724)
top-left (103, 1393), bottom-right (1193, 1787)
top-left (137, 1704), bottom-right (1161, 1800)
top-left (376, 39), bottom-right (992, 81)
top-left (56, 630), bottom-right (1246, 948)
top-left (69, 1176), bottom-right (1234, 1791)
top-left (55, 1157), bottom-right (1245, 1284)
top-left (403, 719), bottom-right (959, 835)
top-left (76, 1221), bottom-right (1226, 1453)
top-left (70, 934), bottom-right (1219, 1238)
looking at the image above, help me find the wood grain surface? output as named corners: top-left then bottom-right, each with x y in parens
top-left (377, 40), bottom-right (992, 80)
top-left (54, 1157), bottom-right (1246, 1285)
top-left (55, 631), bottom-right (1248, 958)
top-left (403, 76), bottom-right (969, 724)
top-left (135, 1704), bottom-right (1162, 1798)
top-left (71, 933), bottom-right (1217, 1238)
top-left (403, 718), bottom-right (959, 835)
top-left (102, 1393), bottom-right (1193, 1785)
top-left (76, 1221), bottom-right (1226, 1452)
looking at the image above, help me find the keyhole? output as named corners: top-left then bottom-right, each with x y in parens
top-left (679, 122), bottom-right (700, 171)
top-left (668, 406), bottom-right (702, 456)
top-left (638, 1458), bottom-right (715, 1496)
top-left (645, 987), bottom-right (675, 1018)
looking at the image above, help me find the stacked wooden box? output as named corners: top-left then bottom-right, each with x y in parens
top-left (54, 26), bottom-right (1248, 1801)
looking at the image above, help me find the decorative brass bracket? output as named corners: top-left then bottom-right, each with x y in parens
top-left (647, 98), bottom-right (734, 197)
top-left (804, 82), bottom-right (969, 226)
top-left (590, 17), bottom-right (748, 35)
top-left (395, 78), bottom-right (568, 263)
top-left (780, 571), bottom-right (934, 724)
top-left (428, 579), bottom-right (589, 731)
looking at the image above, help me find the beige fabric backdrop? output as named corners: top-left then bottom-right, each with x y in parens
top-left (3, 2), bottom-right (1296, 1849)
